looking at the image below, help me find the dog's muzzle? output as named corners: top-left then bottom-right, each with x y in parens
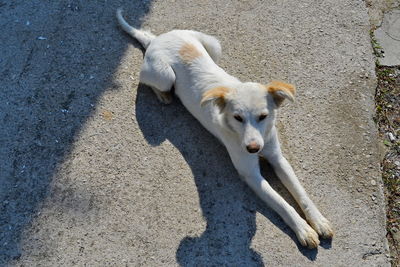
top-left (246, 142), bottom-right (260, 153)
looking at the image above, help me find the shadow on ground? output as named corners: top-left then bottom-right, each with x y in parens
top-left (0, 1), bottom-right (151, 264)
top-left (135, 83), bottom-right (323, 265)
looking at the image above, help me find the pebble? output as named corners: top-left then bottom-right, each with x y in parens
top-left (388, 132), bottom-right (395, 142)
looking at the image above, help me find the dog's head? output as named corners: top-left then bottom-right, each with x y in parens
top-left (201, 81), bottom-right (295, 154)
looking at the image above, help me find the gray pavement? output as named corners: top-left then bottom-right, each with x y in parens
top-left (0, 0), bottom-right (390, 266)
top-left (374, 9), bottom-right (400, 66)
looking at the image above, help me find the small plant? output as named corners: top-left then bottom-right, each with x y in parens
top-left (370, 30), bottom-right (384, 59)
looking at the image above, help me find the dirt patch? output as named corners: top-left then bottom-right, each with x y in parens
top-left (375, 65), bottom-right (400, 266)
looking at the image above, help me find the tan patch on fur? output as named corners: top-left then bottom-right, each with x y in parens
top-left (179, 43), bottom-right (202, 63)
top-left (264, 80), bottom-right (296, 106)
top-left (266, 80), bottom-right (296, 95)
top-left (201, 86), bottom-right (230, 104)
top-left (200, 86), bottom-right (231, 108)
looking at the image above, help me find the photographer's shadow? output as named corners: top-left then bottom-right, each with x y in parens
top-left (135, 84), bottom-right (320, 265)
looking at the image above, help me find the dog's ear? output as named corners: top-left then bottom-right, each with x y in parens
top-left (200, 86), bottom-right (231, 110)
top-left (265, 80), bottom-right (296, 107)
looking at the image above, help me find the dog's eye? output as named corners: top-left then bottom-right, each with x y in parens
top-left (234, 115), bottom-right (243, 122)
top-left (259, 114), bottom-right (267, 121)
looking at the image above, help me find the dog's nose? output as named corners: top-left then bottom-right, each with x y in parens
top-left (246, 142), bottom-right (260, 153)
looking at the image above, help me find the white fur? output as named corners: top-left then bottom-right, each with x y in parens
top-left (116, 9), bottom-right (155, 49)
top-left (117, 10), bottom-right (333, 248)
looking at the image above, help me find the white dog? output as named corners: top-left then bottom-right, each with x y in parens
top-left (117, 9), bottom-right (333, 248)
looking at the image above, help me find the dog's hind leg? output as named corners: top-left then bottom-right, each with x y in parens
top-left (139, 55), bottom-right (175, 104)
top-left (195, 32), bottom-right (222, 63)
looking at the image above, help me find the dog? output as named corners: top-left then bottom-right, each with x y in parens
top-left (116, 9), bottom-right (333, 248)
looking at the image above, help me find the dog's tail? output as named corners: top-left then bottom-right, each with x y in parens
top-left (116, 9), bottom-right (156, 49)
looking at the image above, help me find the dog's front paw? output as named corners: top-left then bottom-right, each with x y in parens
top-left (308, 215), bottom-right (334, 239)
top-left (295, 223), bottom-right (320, 249)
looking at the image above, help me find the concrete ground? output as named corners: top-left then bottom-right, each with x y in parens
top-left (0, 0), bottom-right (390, 266)
top-left (374, 9), bottom-right (400, 66)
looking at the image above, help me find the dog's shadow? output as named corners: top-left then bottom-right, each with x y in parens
top-left (135, 84), bottom-right (325, 265)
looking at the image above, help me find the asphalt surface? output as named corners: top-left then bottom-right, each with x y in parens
top-left (0, 0), bottom-right (390, 266)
